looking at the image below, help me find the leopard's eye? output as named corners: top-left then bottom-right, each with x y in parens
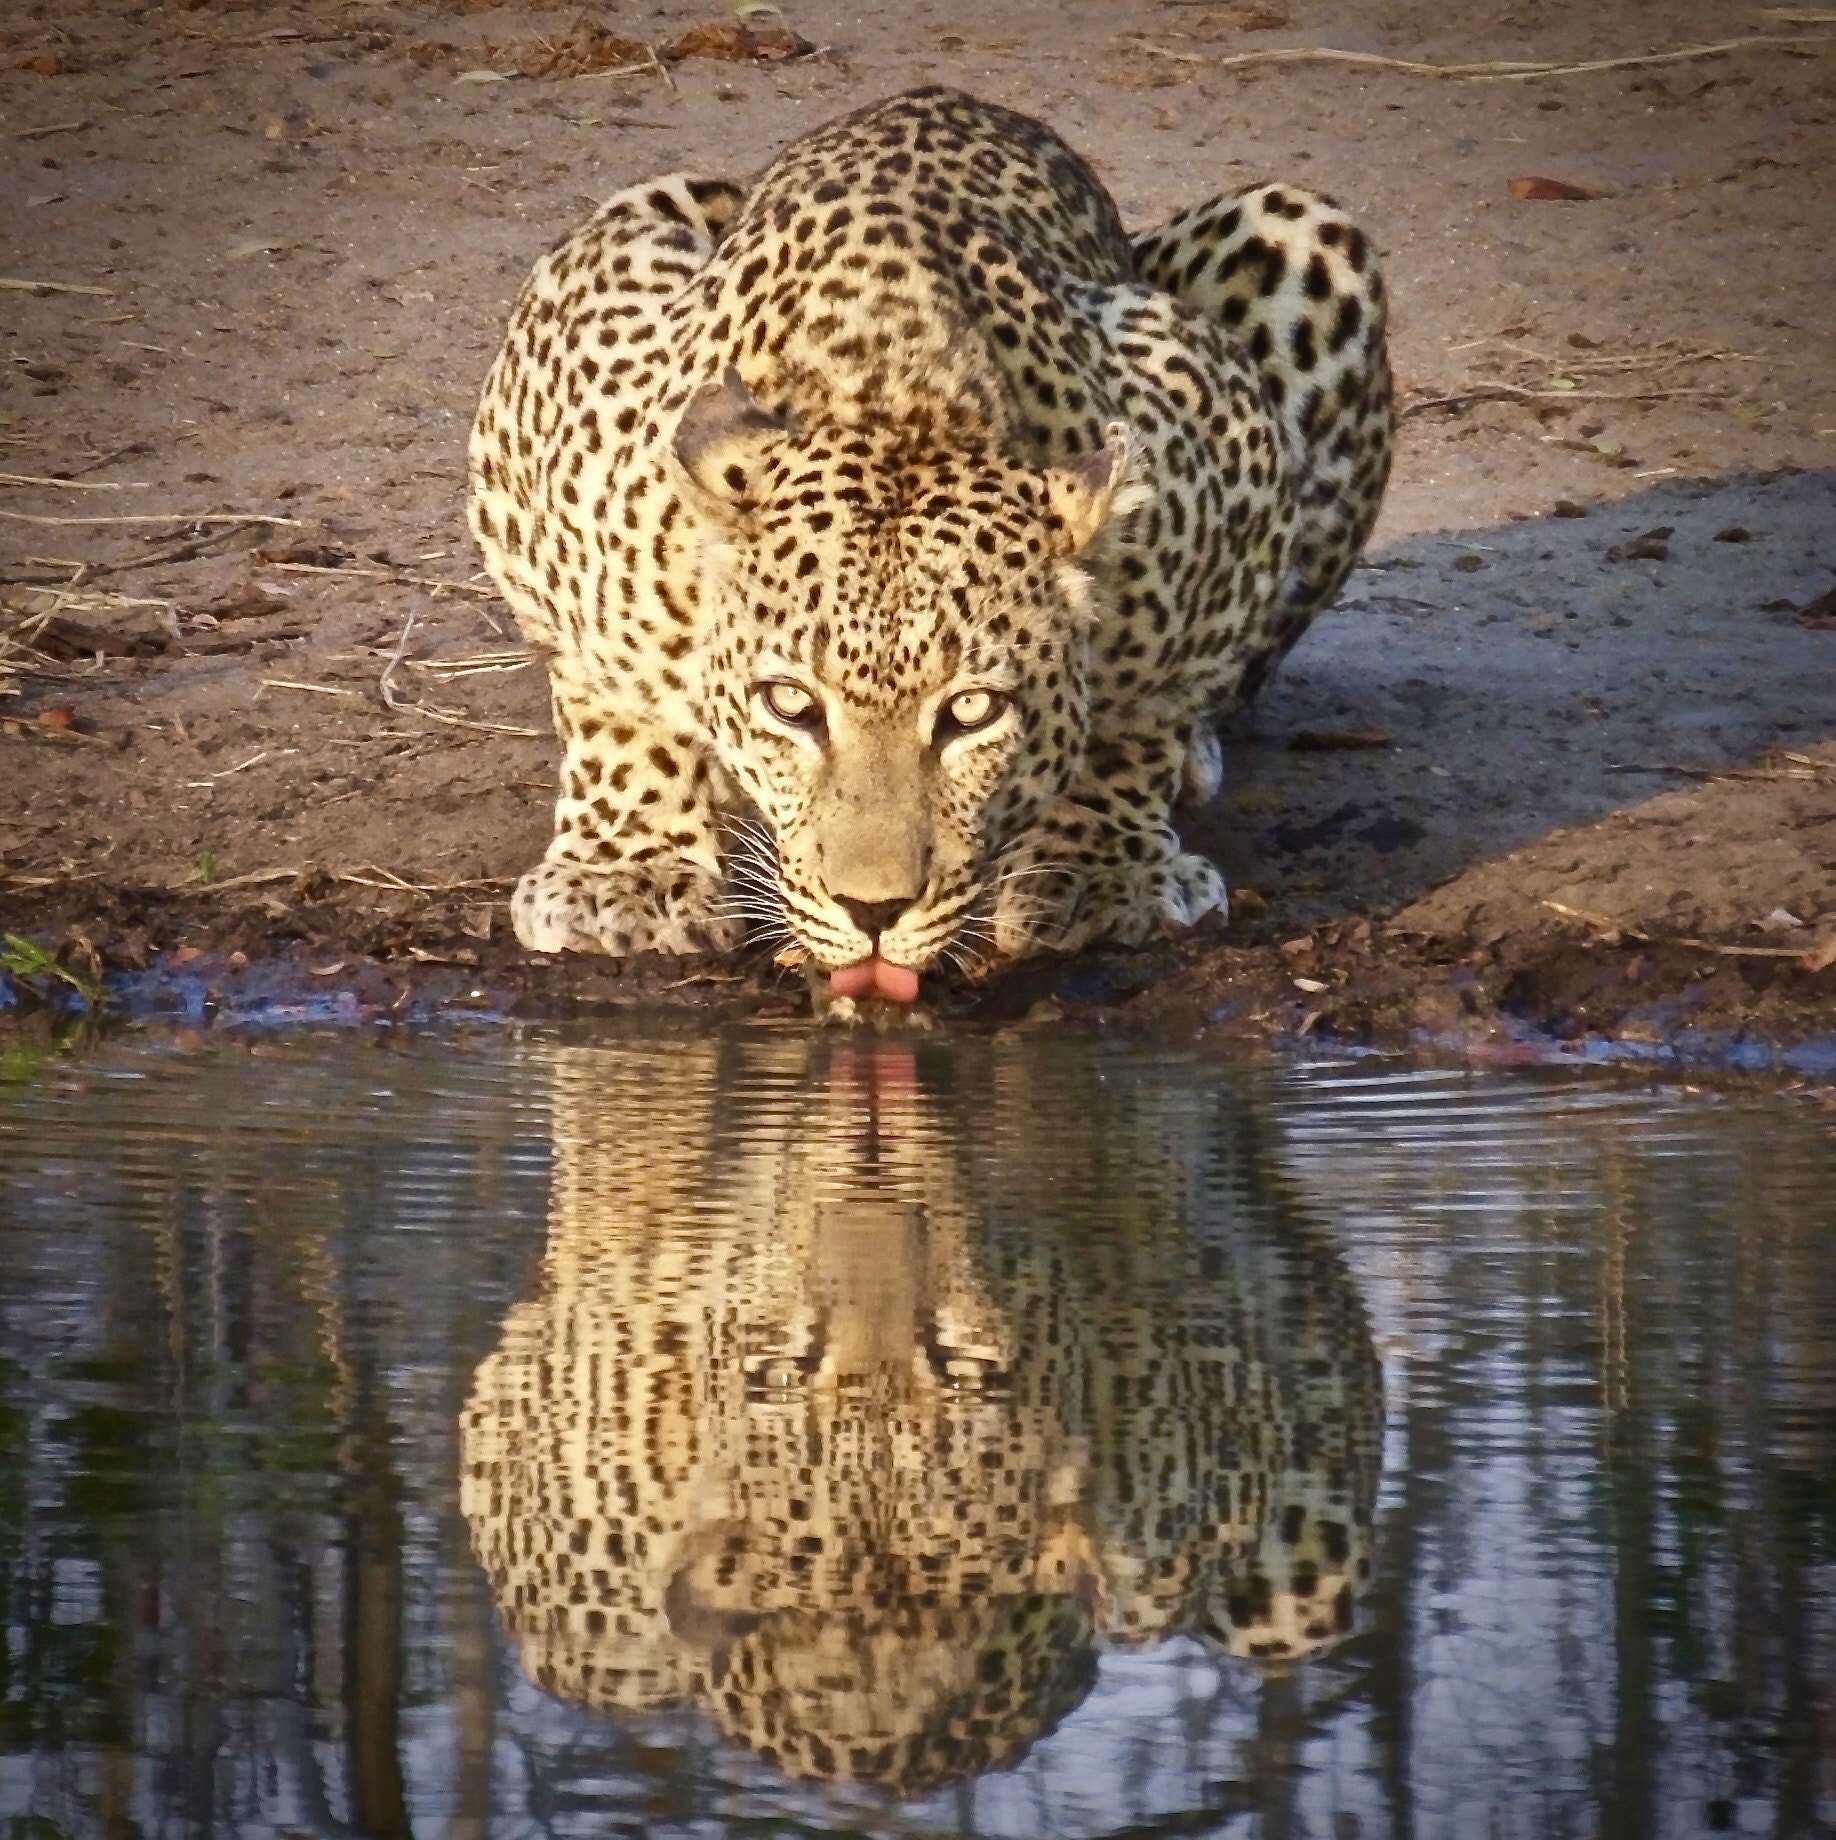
top-left (759, 681), bottom-right (820, 727)
top-left (939, 688), bottom-right (1007, 738)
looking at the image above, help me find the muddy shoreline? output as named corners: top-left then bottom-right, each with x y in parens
top-left (4, 849), bottom-right (1834, 1082)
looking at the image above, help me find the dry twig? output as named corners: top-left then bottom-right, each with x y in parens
top-left (0, 471), bottom-right (151, 492)
top-left (33, 522), bottom-right (262, 586)
top-left (169, 866), bottom-right (303, 893)
top-left (0, 277), bottom-right (113, 298)
top-left (0, 509), bottom-right (302, 529)
top-left (183, 750), bottom-right (271, 785)
top-left (12, 119), bottom-right (90, 140)
top-left (1403, 381), bottom-right (1726, 418)
top-left (1607, 754), bottom-right (1834, 783)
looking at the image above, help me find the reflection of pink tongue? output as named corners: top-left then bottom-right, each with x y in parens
top-left (830, 958), bottom-right (921, 1004)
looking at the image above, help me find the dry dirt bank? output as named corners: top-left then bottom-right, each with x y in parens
top-left (2, 0), bottom-right (1833, 1062)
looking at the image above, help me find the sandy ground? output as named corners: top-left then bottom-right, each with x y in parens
top-left (1, 0), bottom-right (1833, 1060)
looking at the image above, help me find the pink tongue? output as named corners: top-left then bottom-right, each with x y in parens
top-left (830, 958), bottom-right (921, 1004)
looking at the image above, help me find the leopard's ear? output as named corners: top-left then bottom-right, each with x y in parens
top-left (1042, 421), bottom-right (1148, 555)
top-left (672, 366), bottom-right (795, 516)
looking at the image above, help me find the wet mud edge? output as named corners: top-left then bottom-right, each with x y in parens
top-left (3, 857), bottom-right (1833, 1083)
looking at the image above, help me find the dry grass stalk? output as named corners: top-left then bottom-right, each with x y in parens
top-left (380, 611), bottom-right (543, 737)
top-left (1542, 899), bottom-right (1824, 960)
top-left (1456, 337), bottom-right (1762, 376)
top-left (1178, 32), bottom-right (1829, 78)
top-left (263, 558), bottom-right (501, 599)
top-left (8, 585), bottom-right (177, 616)
top-left (335, 864), bottom-right (515, 896)
top-left (172, 866), bottom-right (304, 893)
top-left (412, 649), bottom-right (535, 678)
top-left (259, 678), bottom-right (364, 699)
top-left (0, 864), bottom-right (108, 889)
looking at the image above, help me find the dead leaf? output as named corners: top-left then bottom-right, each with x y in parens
top-left (1796, 585), bottom-right (1836, 629)
top-left (1507, 175), bottom-right (1602, 201)
top-left (37, 705), bottom-right (76, 730)
top-left (1293, 976), bottom-right (1328, 993)
top-left (25, 616), bottom-right (165, 661)
top-left (1800, 934), bottom-right (1836, 975)
top-left (1607, 528), bottom-right (1671, 562)
top-left (1288, 728), bottom-right (1393, 751)
top-left (228, 237), bottom-right (296, 261)
top-left (255, 540), bottom-right (353, 568)
top-left (495, 25), bottom-right (651, 77)
top-left (205, 586), bottom-right (290, 622)
top-left (11, 51), bottom-right (72, 77)
top-left (666, 20), bottom-right (816, 61)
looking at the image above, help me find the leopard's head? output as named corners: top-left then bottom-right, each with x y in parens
top-left (674, 368), bottom-right (1140, 991)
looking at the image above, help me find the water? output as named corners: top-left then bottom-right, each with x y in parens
top-left (0, 1028), bottom-right (1832, 1840)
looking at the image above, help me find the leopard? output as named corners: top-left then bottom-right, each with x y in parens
top-left (459, 1032), bottom-right (1383, 1796)
top-left (467, 86), bottom-right (1393, 1000)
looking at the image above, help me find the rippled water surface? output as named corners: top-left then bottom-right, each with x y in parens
top-left (1, 1029), bottom-right (1832, 1839)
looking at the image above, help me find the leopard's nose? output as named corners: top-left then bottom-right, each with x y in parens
top-left (838, 897), bottom-right (913, 941)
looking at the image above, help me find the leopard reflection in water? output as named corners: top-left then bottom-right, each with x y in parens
top-left (460, 1034), bottom-right (1382, 1795)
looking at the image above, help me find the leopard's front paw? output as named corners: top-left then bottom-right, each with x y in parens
top-left (1060, 849), bottom-right (1227, 952)
top-left (987, 839), bottom-right (1226, 960)
top-left (511, 856), bottom-right (742, 957)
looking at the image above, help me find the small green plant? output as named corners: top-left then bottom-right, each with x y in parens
top-left (185, 851), bottom-right (220, 887)
top-left (0, 1038), bottom-right (50, 1086)
top-left (1, 933), bottom-right (107, 1015)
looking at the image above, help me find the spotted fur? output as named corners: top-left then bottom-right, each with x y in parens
top-left (468, 88), bottom-right (1392, 969)
top-left (460, 1037), bottom-right (1383, 1792)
